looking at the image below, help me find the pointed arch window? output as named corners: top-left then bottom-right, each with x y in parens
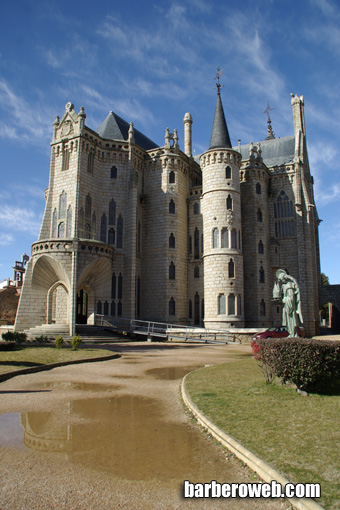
top-left (109, 199), bottom-right (116, 225)
top-left (66, 206), bottom-right (72, 238)
top-left (194, 266), bottom-right (200, 278)
top-left (169, 171), bottom-right (175, 183)
top-left (85, 194), bottom-right (92, 220)
top-left (87, 150), bottom-right (94, 173)
top-left (58, 222), bottom-right (65, 238)
top-left (256, 182), bottom-right (262, 194)
top-left (78, 208), bottom-right (84, 237)
top-left (194, 227), bottom-right (200, 259)
top-left (52, 208), bottom-right (57, 237)
top-left (108, 228), bottom-right (115, 245)
top-left (194, 202), bottom-right (200, 214)
top-left (259, 266), bottom-right (265, 283)
top-left (85, 223), bottom-right (91, 239)
top-left (118, 273), bottom-right (123, 299)
top-left (260, 299), bottom-right (266, 316)
top-left (274, 190), bottom-right (295, 238)
top-left (62, 147), bottom-right (70, 171)
top-left (189, 299), bottom-right (192, 319)
top-left (111, 273), bottom-right (116, 299)
top-left (221, 228), bottom-right (228, 248)
top-left (231, 229), bottom-right (237, 248)
top-left (169, 261), bottom-right (175, 280)
top-left (169, 297), bottom-right (176, 316)
top-left (257, 208), bottom-right (263, 222)
top-left (97, 300), bottom-right (102, 314)
top-left (169, 199), bottom-right (175, 214)
top-left (226, 195), bottom-right (232, 210)
top-left (59, 191), bottom-right (67, 218)
top-left (218, 294), bottom-right (226, 315)
top-left (228, 258), bottom-right (235, 278)
top-left (225, 166), bottom-right (231, 179)
top-left (258, 240), bottom-right (264, 254)
top-left (169, 233), bottom-right (175, 248)
top-left (228, 294), bottom-right (235, 315)
top-left (100, 214), bottom-right (107, 243)
top-left (111, 166), bottom-right (117, 179)
top-left (212, 228), bottom-right (219, 248)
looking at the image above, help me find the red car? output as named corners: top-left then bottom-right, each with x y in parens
top-left (252, 326), bottom-right (305, 341)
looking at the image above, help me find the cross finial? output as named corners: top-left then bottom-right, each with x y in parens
top-left (263, 100), bottom-right (274, 121)
top-left (214, 66), bottom-right (223, 94)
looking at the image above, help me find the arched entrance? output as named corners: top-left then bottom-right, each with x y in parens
top-left (76, 289), bottom-right (88, 324)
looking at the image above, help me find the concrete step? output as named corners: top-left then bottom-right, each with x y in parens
top-left (24, 324), bottom-right (70, 340)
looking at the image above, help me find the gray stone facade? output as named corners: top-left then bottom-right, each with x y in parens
top-left (15, 93), bottom-right (320, 337)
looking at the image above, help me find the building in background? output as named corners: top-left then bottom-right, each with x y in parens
top-left (14, 88), bottom-right (320, 337)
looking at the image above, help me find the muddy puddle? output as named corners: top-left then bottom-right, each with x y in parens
top-left (0, 394), bottom-right (235, 483)
top-left (26, 382), bottom-right (120, 392)
top-left (145, 366), bottom-right (202, 380)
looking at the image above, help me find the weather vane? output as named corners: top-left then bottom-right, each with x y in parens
top-left (263, 100), bottom-right (274, 121)
top-left (214, 66), bottom-right (223, 93)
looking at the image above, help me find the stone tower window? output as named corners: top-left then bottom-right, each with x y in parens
top-left (100, 214), bottom-right (107, 243)
top-left (66, 206), bottom-right (72, 238)
top-left (169, 297), bottom-right (175, 316)
top-left (212, 228), bottom-right (219, 248)
top-left (169, 199), bottom-right (175, 214)
top-left (169, 262), bottom-right (175, 280)
top-left (118, 273), bottom-right (123, 299)
top-left (237, 295), bottom-right (242, 315)
top-left (257, 208), bottom-right (263, 222)
top-left (258, 240), bottom-right (264, 254)
top-left (169, 171), bottom-right (175, 183)
top-left (111, 301), bottom-right (116, 316)
top-left (226, 195), bottom-right (232, 210)
top-left (59, 191), bottom-right (67, 218)
top-left (228, 294), bottom-right (235, 315)
top-left (104, 301), bottom-right (109, 316)
top-left (274, 190), bottom-right (295, 238)
top-left (118, 301), bottom-right (123, 316)
top-left (111, 166), bottom-right (117, 178)
top-left (260, 299), bottom-right (266, 316)
top-left (259, 266), bottom-right (265, 283)
top-left (194, 266), bottom-right (200, 278)
top-left (117, 215), bottom-right (123, 248)
top-left (87, 151), bottom-right (94, 173)
top-left (225, 166), bottom-right (231, 179)
top-left (85, 194), bottom-right (92, 220)
top-left (85, 223), bottom-right (91, 239)
top-left (194, 202), bottom-right (200, 214)
top-left (221, 228), bottom-right (228, 248)
top-left (231, 229), bottom-right (237, 249)
top-left (108, 228), bottom-right (115, 245)
top-left (228, 259), bottom-right (235, 278)
top-left (218, 294), bottom-right (226, 315)
top-left (52, 208), bottom-right (57, 237)
top-left (111, 273), bottom-right (116, 299)
top-left (58, 222), bottom-right (65, 238)
top-left (194, 228), bottom-right (200, 259)
top-left (189, 299), bottom-right (192, 319)
top-left (97, 301), bottom-right (102, 314)
top-left (256, 182), bottom-right (262, 194)
top-left (109, 199), bottom-right (116, 225)
top-left (169, 233), bottom-right (175, 248)
top-left (62, 147), bottom-right (70, 171)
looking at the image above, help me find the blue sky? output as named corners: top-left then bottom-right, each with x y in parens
top-left (0, 0), bottom-right (339, 284)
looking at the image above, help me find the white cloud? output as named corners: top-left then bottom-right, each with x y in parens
top-left (0, 205), bottom-right (42, 236)
top-left (0, 233), bottom-right (14, 246)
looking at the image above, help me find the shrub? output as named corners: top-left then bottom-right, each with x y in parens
top-left (2, 331), bottom-right (27, 344)
top-left (55, 335), bottom-right (64, 349)
top-left (35, 335), bottom-right (49, 344)
top-left (252, 338), bottom-right (340, 390)
top-left (71, 335), bottom-right (82, 350)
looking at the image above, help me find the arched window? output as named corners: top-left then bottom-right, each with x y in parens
top-left (258, 240), bottom-right (264, 254)
top-left (169, 262), bottom-right (175, 280)
top-left (108, 228), bottom-right (115, 245)
top-left (257, 208), bottom-right (263, 222)
top-left (194, 227), bottom-right (200, 259)
top-left (194, 292), bottom-right (200, 324)
top-left (117, 215), bottom-right (123, 248)
top-left (103, 301), bottom-right (109, 316)
top-left (85, 194), bottom-right (92, 220)
top-left (52, 208), bottom-right (57, 237)
top-left (237, 295), bottom-right (242, 315)
top-left (212, 228), bottom-right (219, 248)
top-left (260, 299), bottom-right (266, 316)
top-left (169, 171), bottom-right (175, 183)
top-left (225, 166), bottom-right (231, 179)
top-left (201, 234), bottom-right (204, 254)
top-left (111, 301), bottom-right (116, 316)
top-left (62, 148), bottom-right (70, 171)
top-left (97, 300), bottom-right (102, 315)
top-left (169, 199), bottom-right (175, 214)
top-left (111, 273), bottom-right (116, 299)
top-left (189, 236), bottom-right (192, 255)
top-left (59, 191), bottom-right (67, 218)
top-left (169, 233), bottom-right (175, 248)
top-left (256, 182), bottom-right (261, 194)
top-left (231, 229), bottom-right (237, 248)
top-left (169, 297), bottom-right (176, 315)
top-left (58, 222), bottom-right (65, 238)
top-left (92, 212), bottom-right (96, 239)
top-left (111, 166), bottom-right (117, 179)
top-left (109, 199), bottom-right (116, 225)
top-left (85, 223), bottom-right (91, 239)
top-left (274, 190), bottom-right (295, 238)
top-left (100, 214), bottom-right (107, 243)
top-left (194, 202), bottom-right (200, 214)
top-left (66, 206), bottom-right (72, 237)
top-left (228, 259), bottom-right (235, 278)
top-left (228, 294), bottom-right (235, 315)
top-left (259, 266), bottom-right (265, 283)
top-left (221, 228), bottom-right (228, 248)
top-left (189, 299), bottom-right (192, 319)
top-left (117, 301), bottom-right (122, 316)
top-left (194, 266), bottom-right (200, 278)
top-left (218, 294), bottom-right (226, 314)
top-left (226, 195), bottom-right (232, 210)
top-left (78, 208), bottom-right (84, 237)
top-left (118, 273), bottom-right (123, 299)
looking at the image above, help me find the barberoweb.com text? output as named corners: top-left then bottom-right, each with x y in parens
top-left (183, 480), bottom-right (321, 499)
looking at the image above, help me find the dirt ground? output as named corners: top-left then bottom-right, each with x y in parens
top-left (0, 342), bottom-right (293, 510)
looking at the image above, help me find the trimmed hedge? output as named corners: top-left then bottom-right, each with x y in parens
top-left (251, 338), bottom-right (340, 390)
top-left (1, 331), bottom-right (27, 344)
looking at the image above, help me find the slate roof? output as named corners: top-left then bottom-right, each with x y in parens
top-left (97, 111), bottom-right (159, 151)
top-left (209, 93), bottom-right (232, 149)
top-left (234, 135), bottom-right (296, 168)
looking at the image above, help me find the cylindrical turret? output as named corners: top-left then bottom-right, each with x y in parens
top-left (183, 112), bottom-right (193, 157)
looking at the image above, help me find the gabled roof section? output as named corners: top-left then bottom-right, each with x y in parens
top-left (234, 135), bottom-right (295, 168)
top-left (97, 111), bottom-right (158, 151)
top-left (209, 92), bottom-right (232, 149)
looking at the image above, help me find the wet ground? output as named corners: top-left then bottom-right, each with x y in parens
top-left (0, 342), bottom-right (290, 510)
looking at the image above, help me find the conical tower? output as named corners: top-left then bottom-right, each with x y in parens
top-left (200, 76), bottom-right (244, 328)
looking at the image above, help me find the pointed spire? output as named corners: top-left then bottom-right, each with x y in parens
top-left (263, 101), bottom-right (275, 140)
top-left (209, 68), bottom-right (232, 149)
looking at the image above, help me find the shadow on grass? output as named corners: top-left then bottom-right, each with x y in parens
top-left (306, 378), bottom-right (340, 396)
top-left (0, 361), bottom-right (44, 368)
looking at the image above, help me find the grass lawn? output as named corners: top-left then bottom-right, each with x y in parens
top-left (185, 358), bottom-right (340, 510)
top-left (0, 346), bottom-right (117, 375)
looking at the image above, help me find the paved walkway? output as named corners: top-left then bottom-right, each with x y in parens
top-left (0, 342), bottom-right (290, 510)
